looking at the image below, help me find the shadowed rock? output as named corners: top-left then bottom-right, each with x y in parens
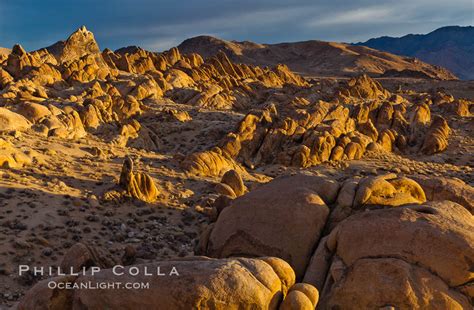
top-left (304, 201), bottom-right (473, 309)
top-left (119, 157), bottom-right (158, 203)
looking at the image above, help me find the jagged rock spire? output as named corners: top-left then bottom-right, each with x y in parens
top-left (45, 25), bottom-right (101, 63)
top-left (11, 44), bottom-right (26, 56)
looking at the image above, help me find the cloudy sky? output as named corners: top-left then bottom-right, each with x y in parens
top-left (0, 0), bottom-right (472, 51)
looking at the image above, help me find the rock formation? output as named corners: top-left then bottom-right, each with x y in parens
top-left (0, 107), bottom-right (31, 132)
top-left (44, 25), bottom-right (102, 64)
top-left (304, 201), bottom-right (473, 309)
top-left (18, 256), bottom-right (319, 310)
top-left (215, 169), bottom-right (248, 198)
top-left (119, 157), bottom-right (158, 203)
top-left (183, 75), bottom-right (459, 177)
top-left (198, 174), bottom-right (472, 309)
top-left (201, 174), bottom-right (335, 278)
top-left (0, 138), bottom-right (34, 168)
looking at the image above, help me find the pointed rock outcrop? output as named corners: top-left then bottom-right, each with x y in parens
top-left (44, 25), bottom-right (101, 63)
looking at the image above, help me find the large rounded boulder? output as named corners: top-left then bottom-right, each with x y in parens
top-left (203, 174), bottom-right (338, 278)
top-left (17, 257), bottom-right (319, 310)
top-left (303, 201), bottom-right (473, 309)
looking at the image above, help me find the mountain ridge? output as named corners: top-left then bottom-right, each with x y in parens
top-left (178, 35), bottom-right (457, 80)
top-left (357, 26), bottom-right (474, 80)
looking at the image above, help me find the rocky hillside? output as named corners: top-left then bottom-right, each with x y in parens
top-left (178, 35), bottom-right (457, 80)
top-left (358, 26), bottom-right (474, 80)
top-left (41, 25), bottom-right (102, 63)
top-left (0, 26), bottom-right (472, 309)
top-left (0, 47), bottom-right (10, 55)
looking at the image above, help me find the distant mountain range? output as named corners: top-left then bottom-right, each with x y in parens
top-left (178, 35), bottom-right (456, 80)
top-left (357, 26), bottom-right (474, 80)
top-left (1, 26), bottom-right (466, 80)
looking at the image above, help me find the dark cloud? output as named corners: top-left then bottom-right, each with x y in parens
top-left (0, 0), bottom-right (472, 51)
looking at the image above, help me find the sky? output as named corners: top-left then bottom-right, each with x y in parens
top-left (0, 0), bottom-right (472, 51)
